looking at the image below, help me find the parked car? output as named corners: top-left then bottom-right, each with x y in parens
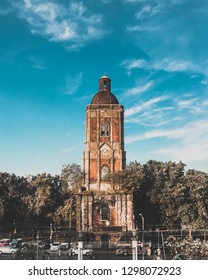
top-left (60, 243), bottom-right (69, 250)
top-left (0, 239), bottom-right (10, 247)
top-left (50, 242), bottom-right (61, 251)
top-left (71, 247), bottom-right (93, 256)
top-left (0, 245), bottom-right (19, 255)
top-left (11, 238), bottom-right (22, 248)
top-left (38, 239), bottom-right (50, 250)
top-left (116, 243), bottom-right (132, 256)
top-left (116, 241), bottom-right (150, 256)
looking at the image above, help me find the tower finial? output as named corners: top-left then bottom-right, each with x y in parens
top-left (99, 75), bottom-right (111, 91)
top-left (101, 73), bottom-right (109, 79)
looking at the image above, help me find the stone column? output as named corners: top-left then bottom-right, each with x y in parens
top-left (88, 194), bottom-right (93, 231)
top-left (76, 194), bottom-right (82, 232)
top-left (126, 193), bottom-right (133, 231)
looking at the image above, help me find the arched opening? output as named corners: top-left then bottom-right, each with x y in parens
top-left (101, 165), bottom-right (110, 180)
top-left (100, 123), bottom-right (109, 136)
top-left (100, 234), bottom-right (110, 248)
top-left (100, 204), bottom-right (110, 221)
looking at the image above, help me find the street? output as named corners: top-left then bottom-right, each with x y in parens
top-left (0, 249), bottom-right (150, 260)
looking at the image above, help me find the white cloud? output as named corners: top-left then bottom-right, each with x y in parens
top-left (0, 8), bottom-right (12, 15)
top-left (33, 2), bottom-right (57, 21)
top-left (101, 0), bottom-right (111, 4)
top-left (121, 57), bottom-right (195, 74)
top-left (154, 121), bottom-right (208, 164)
top-left (125, 106), bottom-right (177, 128)
top-left (177, 98), bottom-right (198, 109)
top-left (123, 0), bottom-right (148, 3)
top-left (43, 20), bottom-right (75, 41)
top-left (127, 119), bottom-right (208, 142)
top-left (154, 58), bottom-right (195, 73)
top-left (124, 0), bottom-right (208, 80)
top-left (121, 59), bottom-right (147, 75)
top-left (127, 24), bottom-right (159, 32)
top-left (59, 145), bottom-right (79, 155)
top-left (125, 81), bottom-right (154, 96)
top-left (69, 2), bottom-right (86, 16)
top-left (135, 2), bottom-right (161, 19)
top-left (126, 127), bottom-right (181, 144)
top-left (201, 80), bottom-right (208, 85)
top-left (177, 96), bottom-right (208, 114)
top-left (63, 73), bottom-right (83, 95)
top-left (126, 119), bottom-right (208, 166)
top-left (125, 95), bottom-right (168, 117)
top-left (156, 144), bottom-right (208, 164)
top-left (10, 0), bottom-right (105, 49)
top-left (24, 0), bottom-right (32, 9)
top-left (29, 56), bottom-right (47, 70)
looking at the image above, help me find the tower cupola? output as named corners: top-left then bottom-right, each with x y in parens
top-left (99, 75), bottom-right (111, 91)
top-left (91, 75), bottom-right (119, 105)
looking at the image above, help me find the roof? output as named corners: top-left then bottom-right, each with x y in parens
top-left (91, 90), bottom-right (119, 105)
top-left (91, 75), bottom-right (119, 105)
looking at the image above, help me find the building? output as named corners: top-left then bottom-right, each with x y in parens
top-left (76, 75), bottom-right (134, 245)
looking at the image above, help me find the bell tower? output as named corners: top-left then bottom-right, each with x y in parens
top-left (83, 75), bottom-right (126, 191)
top-left (76, 75), bottom-right (133, 244)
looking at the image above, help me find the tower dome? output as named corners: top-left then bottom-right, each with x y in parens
top-left (91, 75), bottom-right (119, 105)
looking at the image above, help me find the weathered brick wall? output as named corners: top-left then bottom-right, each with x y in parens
top-left (84, 105), bottom-right (125, 190)
top-left (76, 191), bottom-right (134, 233)
top-left (90, 117), bottom-right (97, 142)
top-left (77, 80), bottom-right (133, 243)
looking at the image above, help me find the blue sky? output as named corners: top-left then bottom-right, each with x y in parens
top-left (0, 0), bottom-right (208, 176)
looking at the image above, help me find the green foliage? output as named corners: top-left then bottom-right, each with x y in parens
top-left (0, 172), bottom-right (69, 228)
top-left (181, 169), bottom-right (208, 228)
top-left (0, 160), bottom-right (208, 231)
top-left (16, 243), bottom-right (36, 260)
top-left (54, 197), bottom-right (75, 225)
top-left (0, 172), bottom-right (31, 226)
top-left (107, 161), bottom-right (144, 191)
top-left (143, 160), bottom-right (186, 227)
top-left (107, 160), bottom-right (208, 229)
top-left (61, 163), bottom-right (84, 192)
top-left (165, 236), bottom-right (208, 260)
top-left (27, 173), bottom-right (66, 226)
top-left (0, 166), bottom-right (83, 229)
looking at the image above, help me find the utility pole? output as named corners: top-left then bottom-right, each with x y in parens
top-left (36, 230), bottom-right (39, 260)
top-left (139, 213), bottom-right (145, 260)
top-left (78, 241), bottom-right (83, 260)
top-left (50, 223), bottom-right (53, 243)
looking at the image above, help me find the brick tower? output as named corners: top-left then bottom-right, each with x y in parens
top-left (76, 75), bottom-right (133, 244)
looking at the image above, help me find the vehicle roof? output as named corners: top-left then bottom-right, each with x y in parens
top-left (12, 238), bottom-right (22, 242)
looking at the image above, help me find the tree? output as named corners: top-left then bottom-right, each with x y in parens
top-left (1, 160), bottom-right (207, 234)
top-left (61, 163), bottom-right (84, 192)
top-left (106, 161), bottom-right (144, 191)
top-left (0, 172), bottom-right (31, 228)
top-left (28, 173), bottom-right (65, 226)
top-left (16, 243), bottom-right (36, 260)
top-left (54, 196), bottom-right (76, 229)
top-left (106, 161), bottom-right (146, 229)
top-left (143, 160), bottom-right (186, 227)
top-left (177, 169), bottom-right (208, 229)
top-left (165, 236), bottom-right (208, 260)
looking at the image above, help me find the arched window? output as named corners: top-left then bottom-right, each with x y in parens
top-left (101, 123), bottom-right (109, 136)
top-left (100, 204), bottom-right (110, 221)
top-left (104, 79), bottom-right (107, 88)
top-left (101, 165), bottom-right (110, 180)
